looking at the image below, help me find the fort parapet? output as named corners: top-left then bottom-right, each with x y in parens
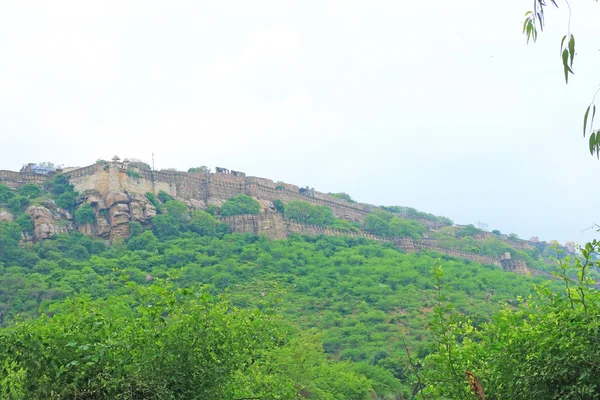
top-left (219, 212), bottom-right (532, 273)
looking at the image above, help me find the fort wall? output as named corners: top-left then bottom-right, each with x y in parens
top-left (221, 213), bottom-right (514, 271)
top-left (0, 170), bottom-right (49, 189)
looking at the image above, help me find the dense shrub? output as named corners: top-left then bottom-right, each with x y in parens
top-left (157, 190), bottom-right (173, 204)
top-left (221, 194), bottom-right (261, 216)
top-left (0, 184), bottom-right (14, 203)
top-left (74, 203), bottom-right (96, 225)
top-left (284, 200), bottom-right (333, 225)
top-left (19, 184), bottom-right (41, 199)
top-left (273, 199), bottom-right (285, 214)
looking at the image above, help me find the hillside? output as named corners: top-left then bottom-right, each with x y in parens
top-left (0, 159), bottom-right (574, 398)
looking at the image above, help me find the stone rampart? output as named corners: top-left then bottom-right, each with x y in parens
top-left (0, 170), bottom-right (50, 189)
top-left (221, 213), bottom-right (519, 271)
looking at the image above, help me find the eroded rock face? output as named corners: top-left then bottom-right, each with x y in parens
top-left (83, 190), bottom-right (107, 210)
top-left (106, 192), bottom-right (129, 208)
top-left (0, 210), bottom-right (14, 222)
top-left (26, 206), bottom-right (67, 240)
top-left (109, 203), bottom-right (131, 240)
top-left (95, 215), bottom-right (111, 238)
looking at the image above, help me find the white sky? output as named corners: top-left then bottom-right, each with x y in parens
top-left (1, 1), bottom-right (599, 244)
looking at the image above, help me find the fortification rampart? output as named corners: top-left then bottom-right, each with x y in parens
top-left (3, 161), bottom-right (444, 227)
top-left (0, 170), bottom-right (50, 189)
top-left (221, 213), bottom-right (522, 272)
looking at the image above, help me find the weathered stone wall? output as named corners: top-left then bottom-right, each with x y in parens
top-left (221, 212), bottom-right (385, 241)
top-left (0, 170), bottom-right (49, 189)
top-left (221, 213), bottom-right (520, 272)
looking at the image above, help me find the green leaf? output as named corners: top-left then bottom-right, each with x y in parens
top-left (560, 35), bottom-right (567, 52)
top-left (562, 49), bottom-right (570, 83)
top-left (589, 132), bottom-right (595, 155)
top-left (584, 105), bottom-right (591, 136)
top-left (568, 35), bottom-right (575, 67)
top-left (592, 105), bottom-right (597, 135)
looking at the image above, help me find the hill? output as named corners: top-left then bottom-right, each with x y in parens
top-left (0, 158), bottom-right (574, 398)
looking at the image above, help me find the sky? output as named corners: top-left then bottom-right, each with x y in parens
top-left (1, 1), bottom-right (599, 244)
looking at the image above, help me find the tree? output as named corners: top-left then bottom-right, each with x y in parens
top-left (157, 190), bottom-right (173, 204)
top-left (273, 199), bottom-right (285, 214)
top-left (421, 244), bottom-right (600, 399)
top-left (522, 1), bottom-right (600, 156)
top-left (221, 194), bottom-right (261, 216)
top-left (188, 166), bottom-right (211, 173)
top-left (74, 203), bottom-right (96, 225)
top-left (328, 192), bottom-right (356, 203)
top-left (19, 184), bottom-right (41, 199)
top-left (0, 282), bottom-right (284, 399)
top-left (0, 184), bottom-right (14, 203)
top-left (284, 200), bottom-right (333, 225)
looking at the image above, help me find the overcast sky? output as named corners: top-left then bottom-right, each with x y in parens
top-left (1, 1), bottom-right (599, 244)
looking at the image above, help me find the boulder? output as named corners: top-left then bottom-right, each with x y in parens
top-left (26, 206), bottom-right (66, 240)
top-left (95, 215), bottom-right (111, 238)
top-left (109, 203), bottom-right (130, 227)
top-left (83, 190), bottom-right (107, 209)
top-left (106, 192), bottom-right (130, 208)
top-left (0, 210), bottom-right (14, 222)
top-left (130, 201), bottom-right (145, 221)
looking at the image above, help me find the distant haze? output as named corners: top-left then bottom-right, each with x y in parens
top-left (1, 1), bottom-right (599, 244)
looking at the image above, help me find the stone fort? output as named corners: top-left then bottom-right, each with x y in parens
top-left (0, 157), bottom-right (531, 275)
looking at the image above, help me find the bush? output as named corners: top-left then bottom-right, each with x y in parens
top-left (7, 196), bottom-right (30, 214)
top-left (126, 170), bottom-right (141, 179)
top-left (205, 204), bottom-right (219, 215)
top-left (188, 166), bottom-right (211, 173)
top-left (329, 192), bottom-right (356, 203)
top-left (284, 201), bottom-right (333, 226)
top-left (188, 211), bottom-right (221, 236)
top-left (363, 210), bottom-right (425, 239)
top-left (164, 200), bottom-right (189, 223)
top-left (74, 203), bottom-right (96, 225)
top-left (221, 194), bottom-right (261, 216)
top-left (157, 190), bottom-right (173, 203)
top-left (0, 184), bottom-right (14, 203)
top-left (19, 184), bottom-right (41, 199)
top-left (145, 192), bottom-right (163, 213)
top-left (273, 199), bottom-right (285, 214)
top-left (129, 221), bottom-right (144, 238)
top-left (0, 283), bottom-right (281, 399)
top-left (57, 191), bottom-right (77, 212)
top-left (15, 214), bottom-right (33, 233)
top-left (44, 174), bottom-right (71, 196)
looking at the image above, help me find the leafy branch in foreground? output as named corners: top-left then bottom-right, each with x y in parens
top-left (522, 0), bottom-right (600, 156)
top-left (419, 239), bottom-right (600, 399)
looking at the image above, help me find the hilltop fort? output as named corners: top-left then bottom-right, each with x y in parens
top-left (0, 157), bottom-right (569, 276)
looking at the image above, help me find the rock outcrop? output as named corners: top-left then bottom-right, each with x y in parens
top-left (0, 210), bottom-right (14, 222)
top-left (26, 206), bottom-right (69, 240)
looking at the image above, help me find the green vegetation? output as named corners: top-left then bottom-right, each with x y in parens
top-left (126, 169), bottom-right (141, 179)
top-left (380, 205), bottom-right (453, 226)
top-left (221, 194), bottom-right (261, 216)
top-left (0, 184), bottom-right (15, 203)
top-left (157, 190), bottom-right (173, 204)
top-left (144, 192), bottom-right (163, 213)
top-left (284, 200), bottom-right (334, 225)
top-left (1, 180), bottom-right (588, 397)
top-left (19, 184), bottom-right (41, 199)
top-left (43, 174), bottom-right (78, 212)
top-left (273, 199), bottom-right (285, 214)
top-left (74, 203), bottom-right (96, 225)
top-left (329, 192), bottom-right (356, 203)
top-left (0, 187), bottom-right (553, 397)
top-left (420, 243), bottom-right (600, 399)
top-left (187, 165), bottom-right (211, 173)
top-left (364, 209), bottom-right (426, 239)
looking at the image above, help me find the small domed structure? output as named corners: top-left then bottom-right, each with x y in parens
top-left (112, 155), bottom-right (120, 162)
